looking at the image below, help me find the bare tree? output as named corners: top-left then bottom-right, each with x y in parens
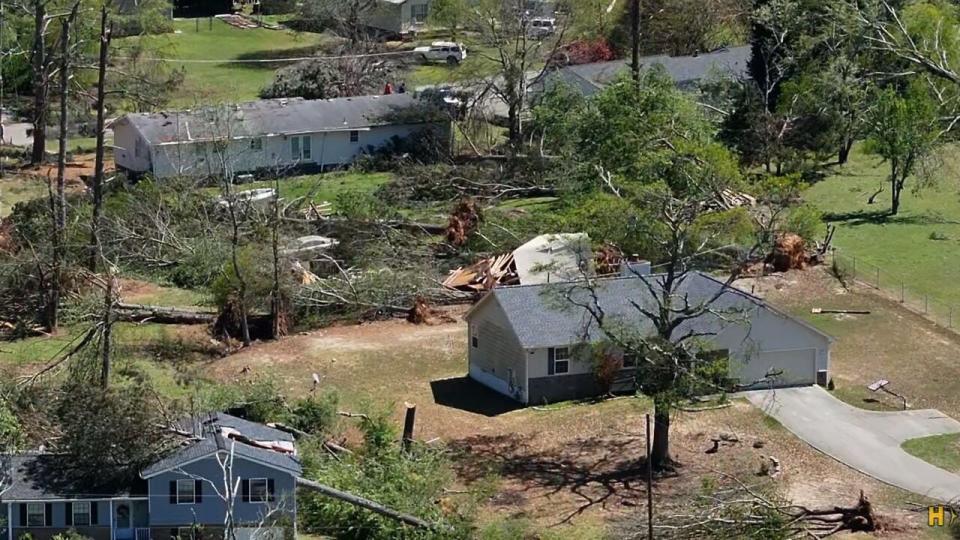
top-left (459, 0), bottom-right (571, 147)
top-left (28, 0), bottom-right (52, 165)
top-left (46, 1), bottom-right (79, 333)
top-left (88, 5), bottom-right (112, 271)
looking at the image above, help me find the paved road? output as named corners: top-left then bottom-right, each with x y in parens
top-left (744, 386), bottom-right (960, 501)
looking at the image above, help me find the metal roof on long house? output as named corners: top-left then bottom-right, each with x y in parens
top-left (124, 93), bottom-right (424, 145)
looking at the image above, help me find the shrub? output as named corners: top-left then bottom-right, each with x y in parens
top-left (289, 392), bottom-right (340, 437)
top-left (298, 408), bottom-right (479, 539)
top-left (0, 401), bottom-right (24, 451)
top-left (784, 204), bottom-right (825, 241)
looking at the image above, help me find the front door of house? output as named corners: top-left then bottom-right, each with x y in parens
top-left (115, 503), bottom-right (133, 540)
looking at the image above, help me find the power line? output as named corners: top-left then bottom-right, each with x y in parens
top-left (115, 50), bottom-right (421, 64)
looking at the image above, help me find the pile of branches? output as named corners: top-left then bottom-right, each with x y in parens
top-left (294, 266), bottom-right (468, 322)
top-left (646, 476), bottom-right (881, 539)
top-left (377, 162), bottom-right (556, 205)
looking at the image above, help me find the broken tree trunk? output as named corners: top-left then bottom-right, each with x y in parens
top-left (114, 303), bottom-right (216, 324)
top-left (295, 477), bottom-right (436, 530)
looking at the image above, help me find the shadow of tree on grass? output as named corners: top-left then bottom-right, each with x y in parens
top-left (450, 433), bottom-right (659, 525)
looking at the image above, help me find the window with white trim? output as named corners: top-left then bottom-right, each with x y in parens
top-left (176, 479), bottom-right (197, 504)
top-left (349, 130), bottom-right (359, 143)
top-left (249, 478), bottom-right (269, 503)
top-left (26, 503), bottom-right (45, 526)
top-left (554, 347), bottom-right (570, 374)
top-left (72, 501), bottom-right (91, 526)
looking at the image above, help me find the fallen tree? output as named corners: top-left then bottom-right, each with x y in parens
top-left (114, 303), bottom-right (216, 325)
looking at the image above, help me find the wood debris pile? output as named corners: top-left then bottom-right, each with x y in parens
top-left (443, 243), bottom-right (626, 293)
top-left (595, 243), bottom-right (624, 276)
top-left (304, 202), bottom-right (332, 220)
top-left (442, 252), bottom-right (518, 291)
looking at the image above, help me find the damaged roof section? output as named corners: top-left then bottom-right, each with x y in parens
top-left (444, 234), bottom-right (627, 292)
top-left (141, 412), bottom-right (301, 478)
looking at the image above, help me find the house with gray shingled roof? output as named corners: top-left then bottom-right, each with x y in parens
top-left (113, 93), bottom-right (452, 179)
top-left (464, 266), bottom-right (832, 405)
top-left (1, 413), bottom-right (301, 540)
top-left (532, 46), bottom-right (751, 98)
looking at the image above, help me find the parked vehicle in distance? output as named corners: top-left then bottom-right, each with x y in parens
top-left (527, 18), bottom-right (557, 38)
top-left (414, 41), bottom-right (468, 65)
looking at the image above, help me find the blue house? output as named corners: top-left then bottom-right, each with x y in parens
top-left (1, 413), bottom-right (302, 540)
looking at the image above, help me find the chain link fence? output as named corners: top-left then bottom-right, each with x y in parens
top-left (831, 248), bottom-right (960, 331)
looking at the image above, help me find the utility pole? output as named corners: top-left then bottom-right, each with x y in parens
top-left (646, 413), bottom-right (654, 540)
top-left (631, 0), bottom-right (641, 83)
top-left (89, 5), bottom-right (112, 271)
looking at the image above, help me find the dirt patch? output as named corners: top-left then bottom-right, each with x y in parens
top-left (20, 153), bottom-right (114, 188)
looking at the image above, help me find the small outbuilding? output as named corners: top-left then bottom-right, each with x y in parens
top-left (465, 269), bottom-right (832, 405)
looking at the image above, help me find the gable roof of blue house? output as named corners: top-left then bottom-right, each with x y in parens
top-left (142, 412), bottom-right (301, 478)
top-left (1, 412), bottom-right (301, 502)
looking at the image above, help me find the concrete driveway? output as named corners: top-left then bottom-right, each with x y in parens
top-left (745, 386), bottom-right (960, 501)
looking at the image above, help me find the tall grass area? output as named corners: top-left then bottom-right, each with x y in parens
top-left (127, 19), bottom-right (329, 106)
top-left (804, 144), bottom-right (960, 306)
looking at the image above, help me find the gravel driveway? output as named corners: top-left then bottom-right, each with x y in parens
top-left (745, 386), bottom-right (960, 501)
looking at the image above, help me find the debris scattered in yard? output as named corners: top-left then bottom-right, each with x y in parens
top-left (442, 252), bottom-right (518, 291)
top-left (443, 234), bottom-right (627, 293)
top-left (216, 188), bottom-right (276, 210)
top-left (282, 235), bottom-right (339, 258)
top-left (713, 188), bottom-right (757, 210)
top-left (215, 13), bottom-right (282, 30)
top-left (811, 308), bottom-right (871, 315)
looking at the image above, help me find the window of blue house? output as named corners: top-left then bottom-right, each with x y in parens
top-left (26, 503), bottom-right (45, 526)
top-left (73, 501), bottom-right (91, 526)
top-left (249, 478), bottom-right (269, 503)
top-left (176, 479), bottom-right (196, 504)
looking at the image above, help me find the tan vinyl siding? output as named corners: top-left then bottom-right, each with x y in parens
top-left (467, 298), bottom-right (527, 400)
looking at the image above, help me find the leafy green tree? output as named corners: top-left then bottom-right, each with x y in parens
top-left (428, 0), bottom-right (468, 39)
top-left (865, 82), bottom-right (941, 215)
top-left (56, 381), bottom-right (171, 488)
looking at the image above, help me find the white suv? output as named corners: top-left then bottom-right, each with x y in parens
top-left (414, 42), bottom-right (468, 65)
top-left (527, 18), bottom-right (557, 38)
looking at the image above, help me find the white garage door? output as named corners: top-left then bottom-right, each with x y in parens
top-left (741, 348), bottom-right (817, 387)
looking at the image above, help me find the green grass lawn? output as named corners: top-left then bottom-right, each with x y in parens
top-left (126, 19), bottom-right (329, 106)
top-left (805, 144), bottom-right (960, 307)
top-left (211, 170), bottom-right (393, 209)
top-left (902, 433), bottom-right (960, 473)
top-left (0, 322), bottom-right (215, 398)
